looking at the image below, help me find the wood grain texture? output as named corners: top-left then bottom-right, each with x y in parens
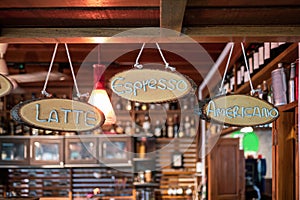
top-left (160, 0), bottom-right (187, 33)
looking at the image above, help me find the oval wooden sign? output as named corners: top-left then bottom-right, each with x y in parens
top-left (202, 94), bottom-right (279, 127)
top-left (0, 74), bottom-right (13, 97)
top-left (109, 69), bottom-right (194, 103)
top-left (11, 98), bottom-right (105, 132)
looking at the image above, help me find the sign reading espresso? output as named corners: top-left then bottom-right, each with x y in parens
top-left (110, 69), bottom-right (193, 103)
top-left (200, 94), bottom-right (279, 127)
top-left (11, 99), bottom-right (105, 131)
top-left (0, 74), bottom-right (13, 97)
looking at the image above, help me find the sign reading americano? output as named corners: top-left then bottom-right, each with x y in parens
top-left (199, 94), bottom-right (279, 127)
top-left (110, 69), bottom-right (194, 103)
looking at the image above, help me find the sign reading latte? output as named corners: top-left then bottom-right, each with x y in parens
top-left (11, 99), bottom-right (105, 131)
top-left (0, 74), bottom-right (13, 97)
top-left (110, 69), bottom-right (193, 103)
top-left (202, 94), bottom-right (279, 126)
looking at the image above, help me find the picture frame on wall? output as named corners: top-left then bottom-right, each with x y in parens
top-left (171, 152), bottom-right (184, 168)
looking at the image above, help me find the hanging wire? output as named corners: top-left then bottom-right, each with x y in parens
top-left (65, 43), bottom-right (82, 98)
top-left (218, 43), bottom-right (235, 95)
top-left (134, 43), bottom-right (145, 69)
top-left (155, 43), bottom-right (176, 71)
top-left (241, 42), bottom-right (255, 94)
top-left (41, 43), bottom-right (58, 97)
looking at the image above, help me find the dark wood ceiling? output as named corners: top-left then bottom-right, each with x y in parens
top-left (0, 0), bottom-right (300, 93)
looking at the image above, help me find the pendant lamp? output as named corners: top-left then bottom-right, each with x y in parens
top-left (88, 64), bottom-right (116, 125)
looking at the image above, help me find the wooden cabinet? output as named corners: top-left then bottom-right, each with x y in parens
top-left (0, 136), bottom-right (30, 165)
top-left (98, 135), bottom-right (132, 166)
top-left (272, 103), bottom-right (298, 200)
top-left (64, 135), bottom-right (98, 165)
top-left (30, 136), bottom-right (64, 166)
top-left (208, 138), bottom-right (245, 200)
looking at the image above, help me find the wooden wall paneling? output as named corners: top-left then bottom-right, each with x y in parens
top-left (273, 110), bottom-right (295, 200)
top-left (155, 138), bottom-right (197, 199)
top-left (208, 138), bottom-right (244, 200)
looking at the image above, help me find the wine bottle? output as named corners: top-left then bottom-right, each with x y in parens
top-left (173, 114), bottom-right (179, 138)
top-left (262, 80), bottom-right (269, 101)
top-left (154, 120), bottom-right (162, 138)
top-left (288, 63), bottom-right (296, 103)
top-left (142, 113), bottom-right (151, 133)
top-left (166, 117), bottom-right (174, 138)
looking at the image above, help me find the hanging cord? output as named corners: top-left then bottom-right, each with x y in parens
top-left (134, 43), bottom-right (145, 69)
top-left (41, 43), bottom-right (58, 97)
top-left (218, 43), bottom-right (235, 95)
top-left (65, 43), bottom-right (84, 98)
top-left (241, 42), bottom-right (255, 94)
top-left (155, 43), bottom-right (176, 71)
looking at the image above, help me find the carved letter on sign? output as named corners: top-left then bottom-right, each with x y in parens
top-left (110, 69), bottom-right (194, 103)
top-left (198, 94), bottom-right (279, 127)
top-left (11, 99), bottom-right (105, 132)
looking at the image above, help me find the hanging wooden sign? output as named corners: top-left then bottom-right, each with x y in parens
top-left (11, 98), bottom-right (105, 132)
top-left (110, 69), bottom-right (194, 103)
top-left (197, 94), bottom-right (279, 127)
top-left (0, 74), bottom-right (13, 97)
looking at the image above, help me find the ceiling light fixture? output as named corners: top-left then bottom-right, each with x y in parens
top-left (88, 45), bottom-right (116, 126)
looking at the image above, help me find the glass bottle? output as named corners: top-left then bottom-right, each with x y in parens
top-left (288, 62), bottom-right (296, 103)
top-left (173, 114), bottom-right (179, 138)
top-left (262, 80), bottom-right (269, 101)
top-left (124, 121), bottom-right (133, 135)
top-left (166, 117), bottom-right (174, 138)
top-left (142, 113), bottom-right (151, 133)
top-left (184, 116), bottom-right (191, 137)
top-left (154, 120), bottom-right (162, 138)
top-left (190, 117), bottom-right (196, 137)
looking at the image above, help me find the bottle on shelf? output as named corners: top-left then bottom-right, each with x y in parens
top-left (271, 62), bottom-right (287, 106)
top-left (288, 62), bottom-right (296, 103)
top-left (134, 102), bottom-right (141, 111)
top-left (178, 125), bottom-right (185, 138)
top-left (142, 113), bottom-right (151, 134)
top-left (190, 117), bottom-right (197, 137)
top-left (173, 114), bottom-right (179, 138)
top-left (267, 86), bottom-right (274, 104)
top-left (258, 44), bottom-right (265, 67)
top-left (166, 116), bottom-right (174, 138)
top-left (124, 121), bottom-right (133, 135)
top-left (125, 101), bottom-right (132, 111)
top-left (262, 80), bottom-right (269, 101)
top-left (253, 46), bottom-right (260, 74)
top-left (154, 120), bottom-right (162, 138)
top-left (184, 116), bottom-right (191, 137)
top-left (296, 60), bottom-right (299, 101)
top-left (264, 42), bottom-right (271, 63)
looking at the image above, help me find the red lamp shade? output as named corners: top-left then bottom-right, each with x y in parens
top-left (88, 64), bottom-right (116, 125)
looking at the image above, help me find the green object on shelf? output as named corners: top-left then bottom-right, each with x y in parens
top-left (242, 132), bottom-right (259, 152)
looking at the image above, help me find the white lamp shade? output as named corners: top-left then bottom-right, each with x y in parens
top-left (0, 58), bottom-right (8, 75)
top-left (88, 89), bottom-right (116, 125)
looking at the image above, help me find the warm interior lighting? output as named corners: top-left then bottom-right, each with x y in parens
top-left (240, 126), bottom-right (253, 133)
top-left (88, 64), bottom-right (116, 125)
top-left (0, 43), bottom-right (8, 75)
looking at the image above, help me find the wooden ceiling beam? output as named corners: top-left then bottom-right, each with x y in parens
top-left (160, 0), bottom-right (187, 33)
top-left (2, 26), bottom-right (300, 43)
top-left (0, 0), bottom-right (160, 8)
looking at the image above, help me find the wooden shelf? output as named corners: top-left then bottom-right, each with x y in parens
top-left (133, 157), bottom-right (153, 162)
top-left (161, 171), bottom-right (196, 175)
top-left (133, 182), bottom-right (159, 187)
top-left (236, 43), bottom-right (298, 94)
top-left (277, 101), bottom-right (298, 112)
top-left (158, 195), bottom-right (193, 199)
